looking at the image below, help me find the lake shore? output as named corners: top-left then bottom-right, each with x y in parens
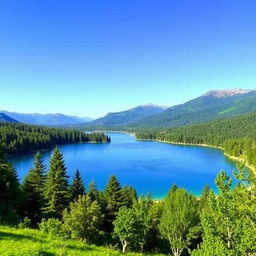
top-left (91, 130), bottom-right (136, 136)
top-left (136, 138), bottom-right (256, 173)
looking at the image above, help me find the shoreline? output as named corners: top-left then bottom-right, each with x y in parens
top-left (136, 138), bottom-right (256, 173)
top-left (91, 130), bottom-right (136, 136)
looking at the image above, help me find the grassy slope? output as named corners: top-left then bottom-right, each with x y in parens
top-left (0, 226), bottom-right (163, 256)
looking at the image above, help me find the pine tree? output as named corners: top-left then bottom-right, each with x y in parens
top-left (0, 160), bottom-right (21, 223)
top-left (22, 152), bottom-right (46, 225)
top-left (44, 147), bottom-right (70, 218)
top-left (70, 169), bottom-right (85, 202)
top-left (104, 175), bottom-right (123, 231)
top-left (121, 186), bottom-right (137, 208)
top-left (87, 180), bottom-right (98, 201)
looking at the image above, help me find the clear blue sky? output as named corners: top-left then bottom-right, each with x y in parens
top-left (1, 0), bottom-right (256, 118)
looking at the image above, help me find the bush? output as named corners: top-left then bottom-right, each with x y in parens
top-left (39, 218), bottom-right (65, 238)
top-left (63, 195), bottom-right (102, 242)
top-left (18, 217), bottom-right (31, 229)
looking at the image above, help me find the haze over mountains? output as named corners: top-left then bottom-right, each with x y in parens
top-left (0, 111), bottom-right (92, 126)
top-left (2, 89), bottom-right (256, 127)
top-left (0, 113), bottom-right (19, 123)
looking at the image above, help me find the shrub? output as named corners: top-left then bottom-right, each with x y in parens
top-left (39, 218), bottom-right (65, 238)
top-left (18, 217), bottom-right (32, 229)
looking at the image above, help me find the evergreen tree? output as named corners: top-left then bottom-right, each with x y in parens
top-left (70, 169), bottom-right (85, 202)
top-left (104, 175), bottom-right (123, 231)
top-left (121, 186), bottom-right (137, 208)
top-left (44, 147), bottom-right (70, 218)
top-left (87, 180), bottom-right (98, 202)
top-left (22, 152), bottom-right (46, 225)
top-left (0, 160), bottom-right (21, 223)
top-left (199, 184), bottom-right (212, 212)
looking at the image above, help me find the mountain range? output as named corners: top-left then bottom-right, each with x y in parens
top-left (132, 89), bottom-right (256, 127)
top-left (0, 113), bottom-right (19, 123)
top-left (2, 89), bottom-right (256, 128)
top-left (87, 104), bottom-right (168, 127)
top-left (0, 111), bottom-right (92, 126)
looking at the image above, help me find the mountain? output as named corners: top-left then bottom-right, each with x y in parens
top-left (133, 89), bottom-right (256, 127)
top-left (88, 104), bottom-right (168, 127)
top-left (0, 111), bottom-right (92, 126)
top-left (80, 117), bottom-right (94, 122)
top-left (0, 113), bottom-right (19, 123)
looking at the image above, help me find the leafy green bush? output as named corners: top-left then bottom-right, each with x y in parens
top-left (39, 218), bottom-right (65, 238)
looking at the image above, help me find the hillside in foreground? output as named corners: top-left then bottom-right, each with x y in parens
top-left (0, 225), bottom-right (162, 256)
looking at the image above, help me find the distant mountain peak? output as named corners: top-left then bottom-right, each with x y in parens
top-left (139, 103), bottom-right (169, 109)
top-left (203, 89), bottom-right (255, 98)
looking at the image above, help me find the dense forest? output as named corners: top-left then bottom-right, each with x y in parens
top-left (0, 148), bottom-right (255, 255)
top-left (136, 112), bottom-right (256, 169)
top-left (0, 122), bottom-right (110, 155)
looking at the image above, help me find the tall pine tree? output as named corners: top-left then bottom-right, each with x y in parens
top-left (22, 152), bottom-right (46, 225)
top-left (70, 169), bottom-right (85, 202)
top-left (44, 147), bottom-right (70, 218)
top-left (87, 180), bottom-right (98, 202)
top-left (104, 175), bottom-right (123, 231)
top-left (0, 156), bottom-right (21, 223)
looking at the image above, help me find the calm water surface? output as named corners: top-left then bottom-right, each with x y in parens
top-left (10, 132), bottom-right (237, 199)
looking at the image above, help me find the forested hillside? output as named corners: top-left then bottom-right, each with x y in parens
top-left (0, 122), bottom-right (110, 155)
top-left (88, 104), bottom-right (167, 127)
top-left (136, 112), bottom-right (256, 168)
top-left (133, 89), bottom-right (256, 127)
top-left (0, 149), bottom-right (255, 255)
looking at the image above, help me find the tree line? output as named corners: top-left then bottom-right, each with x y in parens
top-left (0, 148), bottom-right (255, 255)
top-left (0, 122), bottom-right (110, 155)
top-left (136, 112), bottom-right (256, 168)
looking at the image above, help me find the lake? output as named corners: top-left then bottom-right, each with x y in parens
top-left (9, 132), bottom-right (237, 199)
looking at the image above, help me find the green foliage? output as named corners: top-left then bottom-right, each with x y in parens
top-left (70, 169), bottom-right (85, 202)
top-left (0, 225), bottom-right (164, 256)
top-left (192, 169), bottom-right (256, 256)
top-left (113, 207), bottom-right (142, 253)
top-left (39, 218), bottom-right (65, 238)
top-left (136, 111), bottom-right (256, 168)
top-left (87, 180), bottom-right (99, 202)
top-left (21, 152), bottom-right (46, 225)
top-left (159, 188), bottom-right (199, 256)
top-left (121, 186), bottom-right (137, 208)
top-left (1, 142), bottom-right (256, 255)
top-left (0, 122), bottom-right (110, 155)
top-left (18, 217), bottom-right (32, 229)
top-left (132, 196), bottom-right (153, 251)
top-left (0, 160), bottom-right (21, 223)
top-left (44, 147), bottom-right (70, 218)
top-left (104, 176), bottom-right (124, 231)
top-left (133, 91), bottom-right (256, 127)
top-left (63, 195), bottom-right (102, 242)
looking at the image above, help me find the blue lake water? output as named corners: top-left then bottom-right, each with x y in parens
top-left (9, 132), bottom-right (237, 199)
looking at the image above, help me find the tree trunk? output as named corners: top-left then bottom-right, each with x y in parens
top-left (122, 241), bottom-right (127, 253)
top-left (171, 248), bottom-right (183, 256)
